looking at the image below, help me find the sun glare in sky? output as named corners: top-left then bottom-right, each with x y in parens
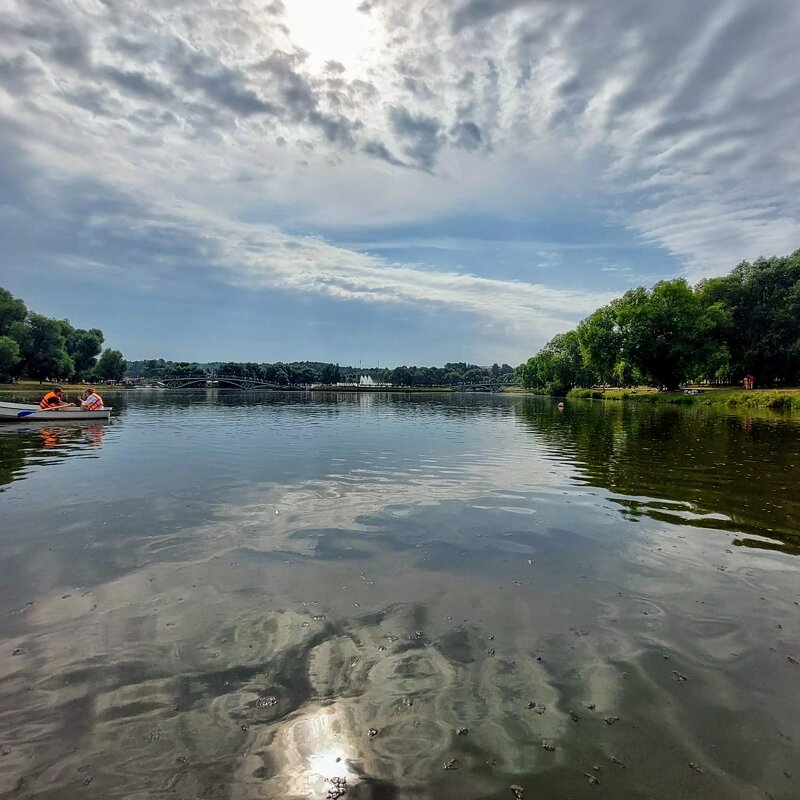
top-left (2, 0), bottom-right (798, 362)
top-left (283, 0), bottom-right (378, 71)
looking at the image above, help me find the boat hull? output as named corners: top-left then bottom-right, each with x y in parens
top-left (0, 401), bottom-right (112, 421)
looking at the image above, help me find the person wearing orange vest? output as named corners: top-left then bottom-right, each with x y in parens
top-left (80, 388), bottom-right (105, 411)
top-left (39, 387), bottom-right (75, 410)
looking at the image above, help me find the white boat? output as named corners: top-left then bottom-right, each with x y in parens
top-left (0, 401), bottom-right (112, 421)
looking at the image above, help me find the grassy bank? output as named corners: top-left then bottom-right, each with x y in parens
top-left (0, 381), bottom-right (123, 394)
top-left (568, 386), bottom-right (800, 411)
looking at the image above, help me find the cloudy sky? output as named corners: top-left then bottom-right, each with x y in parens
top-left (1, 0), bottom-right (798, 365)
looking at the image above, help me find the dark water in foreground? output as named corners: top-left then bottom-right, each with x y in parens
top-left (0, 391), bottom-right (798, 800)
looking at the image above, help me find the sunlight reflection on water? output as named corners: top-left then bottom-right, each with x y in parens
top-left (0, 391), bottom-right (798, 799)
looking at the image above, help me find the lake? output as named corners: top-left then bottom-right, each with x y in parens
top-left (0, 391), bottom-right (798, 799)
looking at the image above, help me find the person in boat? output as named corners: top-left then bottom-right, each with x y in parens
top-left (80, 387), bottom-right (105, 411)
top-left (39, 387), bottom-right (75, 410)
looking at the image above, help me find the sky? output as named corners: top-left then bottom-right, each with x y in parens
top-left (1, 0), bottom-right (798, 366)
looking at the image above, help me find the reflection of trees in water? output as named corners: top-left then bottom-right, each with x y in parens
top-left (0, 430), bottom-right (27, 487)
top-left (0, 424), bottom-right (106, 487)
top-left (514, 399), bottom-right (800, 554)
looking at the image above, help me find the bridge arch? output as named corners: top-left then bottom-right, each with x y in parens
top-left (159, 375), bottom-right (282, 390)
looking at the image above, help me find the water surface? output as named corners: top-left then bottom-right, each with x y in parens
top-left (0, 392), bottom-right (798, 799)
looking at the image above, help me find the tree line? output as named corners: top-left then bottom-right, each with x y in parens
top-left (518, 250), bottom-right (800, 395)
top-left (126, 359), bottom-right (517, 387)
top-left (371, 362), bottom-right (516, 387)
top-left (0, 287), bottom-right (126, 383)
top-left (127, 359), bottom-right (341, 385)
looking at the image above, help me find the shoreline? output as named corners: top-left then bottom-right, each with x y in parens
top-left (0, 382), bottom-right (499, 395)
top-left (567, 387), bottom-right (800, 411)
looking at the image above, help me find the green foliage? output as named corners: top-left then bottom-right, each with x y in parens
top-left (21, 314), bottom-right (74, 381)
top-left (0, 286), bottom-right (119, 383)
top-left (518, 330), bottom-right (596, 394)
top-left (703, 389), bottom-right (800, 411)
top-left (577, 305), bottom-right (620, 385)
top-left (318, 363), bottom-right (341, 384)
top-left (126, 359), bottom-right (167, 379)
top-left (0, 335), bottom-right (21, 381)
top-left (613, 279), bottom-right (718, 390)
top-left (58, 322), bottom-right (104, 378)
top-left (0, 288), bottom-right (27, 336)
top-left (96, 349), bottom-right (127, 382)
top-left (161, 362), bottom-right (207, 378)
top-left (729, 253), bottom-right (800, 384)
top-left (521, 249), bottom-right (800, 393)
top-left (125, 360), bottom-right (516, 388)
top-left (567, 388), bottom-right (605, 399)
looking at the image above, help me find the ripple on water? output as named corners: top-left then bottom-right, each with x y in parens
top-left (0, 392), bottom-right (799, 798)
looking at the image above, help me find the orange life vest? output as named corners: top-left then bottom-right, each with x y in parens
top-left (83, 392), bottom-right (104, 411)
top-left (40, 391), bottom-right (61, 409)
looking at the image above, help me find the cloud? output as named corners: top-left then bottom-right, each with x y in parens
top-left (450, 0), bottom-right (538, 33)
top-left (368, 0), bottom-right (799, 272)
top-left (1, 145), bottom-right (607, 337)
top-left (387, 105), bottom-right (444, 171)
top-left (362, 139), bottom-right (407, 167)
top-left (0, 0), bottom-right (799, 358)
top-left (449, 119), bottom-right (482, 150)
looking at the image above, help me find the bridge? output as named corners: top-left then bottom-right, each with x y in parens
top-left (455, 379), bottom-right (521, 392)
top-left (158, 375), bottom-right (283, 390)
top-left (155, 375), bottom-right (521, 392)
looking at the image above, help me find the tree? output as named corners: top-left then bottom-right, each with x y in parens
top-left (125, 359), bottom-right (166, 378)
top-left (517, 356), bottom-right (539, 389)
top-left (163, 362), bottom-right (206, 378)
top-left (59, 322), bottom-right (104, 379)
top-left (259, 363), bottom-right (286, 384)
top-left (614, 280), bottom-right (710, 390)
top-left (218, 361), bottom-right (247, 378)
top-left (96, 349), bottom-right (127, 382)
top-left (389, 365), bottom-right (412, 386)
top-left (0, 335), bottom-right (20, 381)
top-left (21, 314), bottom-right (74, 381)
top-left (527, 331), bottom-right (595, 394)
top-left (319, 363), bottom-right (341, 384)
top-left (578, 304), bottom-right (621, 386)
top-left (729, 252), bottom-right (800, 384)
top-left (286, 363), bottom-right (318, 384)
top-left (0, 288), bottom-right (27, 336)
top-left (461, 367), bottom-right (489, 383)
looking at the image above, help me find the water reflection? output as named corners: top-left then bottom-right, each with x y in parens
top-left (0, 393), bottom-right (798, 799)
top-left (514, 398), bottom-right (800, 554)
top-left (0, 422), bottom-right (107, 488)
